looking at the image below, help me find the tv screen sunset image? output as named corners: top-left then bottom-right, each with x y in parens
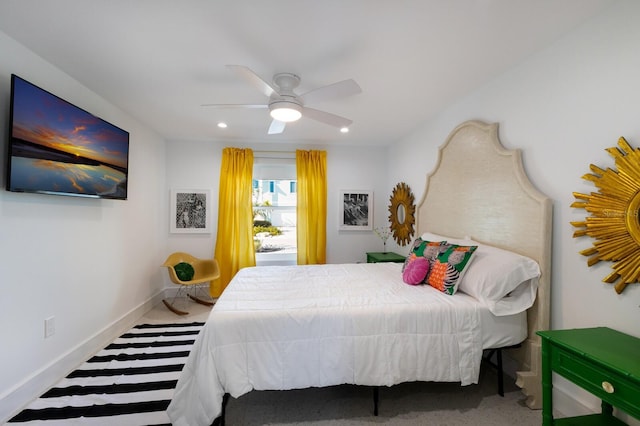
top-left (7, 75), bottom-right (129, 199)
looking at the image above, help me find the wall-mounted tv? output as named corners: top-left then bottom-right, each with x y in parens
top-left (6, 74), bottom-right (129, 200)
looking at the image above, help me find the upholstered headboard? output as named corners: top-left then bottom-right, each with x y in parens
top-left (415, 120), bottom-right (552, 409)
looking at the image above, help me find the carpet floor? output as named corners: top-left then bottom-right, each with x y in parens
top-left (7, 302), bottom-right (542, 425)
top-left (221, 367), bottom-right (542, 425)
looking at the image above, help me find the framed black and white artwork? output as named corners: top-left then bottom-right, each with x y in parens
top-left (339, 190), bottom-right (373, 231)
top-left (170, 189), bottom-right (211, 233)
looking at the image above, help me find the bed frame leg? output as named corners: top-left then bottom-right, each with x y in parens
top-left (483, 348), bottom-right (504, 397)
top-left (212, 393), bottom-right (230, 426)
top-left (497, 349), bottom-right (504, 397)
top-left (484, 345), bottom-right (522, 397)
top-left (373, 386), bottom-right (379, 416)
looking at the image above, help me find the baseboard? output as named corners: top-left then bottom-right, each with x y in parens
top-left (501, 348), bottom-right (638, 423)
top-left (552, 377), bottom-right (595, 418)
top-left (0, 290), bottom-right (166, 424)
top-left (552, 376), bottom-right (640, 425)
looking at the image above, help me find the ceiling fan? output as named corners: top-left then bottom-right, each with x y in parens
top-left (203, 65), bottom-right (362, 135)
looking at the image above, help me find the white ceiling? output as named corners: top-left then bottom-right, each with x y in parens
top-left (0, 0), bottom-right (614, 147)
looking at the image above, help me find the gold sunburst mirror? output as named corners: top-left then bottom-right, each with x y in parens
top-left (388, 182), bottom-right (416, 246)
top-left (571, 136), bottom-right (640, 294)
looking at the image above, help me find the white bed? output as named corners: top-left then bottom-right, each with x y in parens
top-left (167, 120), bottom-right (552, 425)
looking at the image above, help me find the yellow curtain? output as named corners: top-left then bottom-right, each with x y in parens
top-left (211, 147), bottom-right (255, 296)
top-left (296, 150), bottom-right (327, 264)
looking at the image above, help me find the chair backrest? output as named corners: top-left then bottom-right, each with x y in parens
top-left (163, 252), bottom-right (198, 267)
top-left (163, 252), bottom-right (220, 285)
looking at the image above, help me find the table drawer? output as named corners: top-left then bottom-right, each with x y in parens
top-left (553, 347), bottom-right (640, 416)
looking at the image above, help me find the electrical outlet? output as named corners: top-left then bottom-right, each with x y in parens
top-left (44, 316), bottom-right (55, 338)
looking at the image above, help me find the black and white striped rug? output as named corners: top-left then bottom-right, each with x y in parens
top-left (9, 321), bottom-right (204, 425)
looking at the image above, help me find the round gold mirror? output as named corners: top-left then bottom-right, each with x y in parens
top-left (396, 204), bottom-right (406, 224)
top-left (388, 182), bottom-right (415, 246)
top-left (572, 136), bottom-right (640, 294)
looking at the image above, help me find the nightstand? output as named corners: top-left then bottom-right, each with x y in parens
top-left (366, 252), bottom-right (405, 263)
top-left (537, 327), bottom-right (640, 426)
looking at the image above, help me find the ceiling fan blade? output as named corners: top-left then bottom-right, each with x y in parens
top-left (300, 79), bottom-right (361, 104)
top-left (201, 103), bottom-right (268, 108)
top-left (226, 65), bottom-right (278, 98)
top-left (302, 107), bottom-right (353, 128)
top-left (268, 120), bottom-right (286, 135)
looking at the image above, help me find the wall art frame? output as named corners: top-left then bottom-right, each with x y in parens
top-left (170, 188), bottom-right (211, 233)
top-left (339, 190), bottom-right (373, 231)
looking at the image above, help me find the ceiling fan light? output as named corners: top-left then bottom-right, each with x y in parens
top-left (269, 102), bottom-right (302, 122)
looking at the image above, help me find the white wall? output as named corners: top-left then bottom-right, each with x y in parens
top-left (0, 32), bottom-right (167, 421)
top-left (163, 140), bottom-right (390, 270)
top-left (389, 1), bottom-right (640, 422)
top-left (0, 28), bottom-right (390, 418)
top-left (165, 139), bottom-right (223, 265)
top-left (5, 1), bottom-right (639, 422)
top-left (327, 145), bottom-right (390, 263)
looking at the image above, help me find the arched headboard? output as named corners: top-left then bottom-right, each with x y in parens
top-left (416, 120), bottom-right (552, 409)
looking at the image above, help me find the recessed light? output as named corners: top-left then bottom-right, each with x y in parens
top-left (340, 127), bottom-right (349, 133)
top-left (217, 122), bottom-right (228, 128)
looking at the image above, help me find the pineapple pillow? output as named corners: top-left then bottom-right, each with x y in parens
top-left (427, 244), bottom-right (477, 295)
top-left (402, 237), bottom-right (449, 273)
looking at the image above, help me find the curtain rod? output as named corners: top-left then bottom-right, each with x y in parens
top-left (253, 150), bottom-right (296, 160)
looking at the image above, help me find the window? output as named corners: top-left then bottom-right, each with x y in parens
top-left (253, 155), bottom-right (297, 265)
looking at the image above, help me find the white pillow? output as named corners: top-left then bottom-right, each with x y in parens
top-left (421, 232), bottom-right (540, 316)
top-left (485, 277), bottom-right (539, 317)
top-left (421, 232), bottom-right (470, 245)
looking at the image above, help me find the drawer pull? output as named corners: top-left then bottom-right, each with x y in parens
top-left (601, 381), bottom-right (615, 394)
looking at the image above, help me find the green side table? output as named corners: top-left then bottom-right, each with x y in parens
top-left (366, 252), bottom-right (405, 263)
top-left (537, 327), bottom-right (640, 425)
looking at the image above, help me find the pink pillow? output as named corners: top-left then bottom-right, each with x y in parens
top-left (402, 256), bottom-right (430, 285)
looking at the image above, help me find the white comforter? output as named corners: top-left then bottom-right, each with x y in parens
top-left (167, 262), bottom-right (483, 426)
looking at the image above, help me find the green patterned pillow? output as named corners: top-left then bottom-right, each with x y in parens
top-left (427, 244), bottom-right (477, 295)
top-left (402, 237), bottom-right (449, 273)
top-left (174, 262), bottom-right (195, 281)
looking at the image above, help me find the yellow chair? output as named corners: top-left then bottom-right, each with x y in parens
top-left (162, 252), bottom-right (221, 315)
